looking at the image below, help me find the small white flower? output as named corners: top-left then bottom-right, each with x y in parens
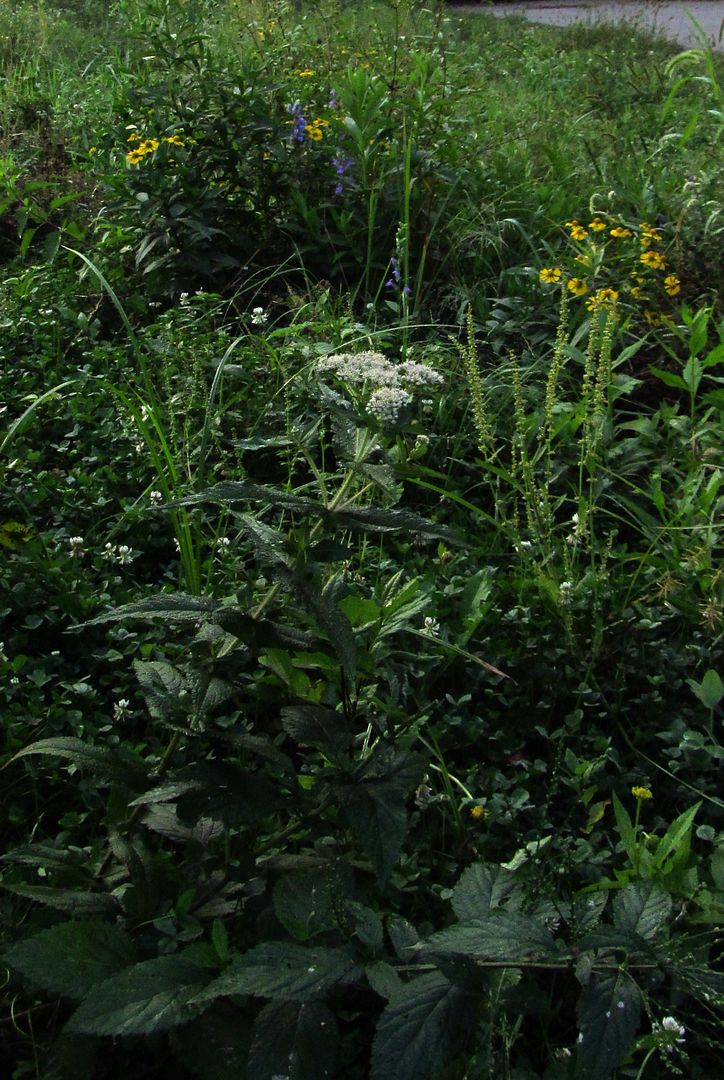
top-left (251, 306), bottom-right (268, 325)
top-left (103, 542), bottom-right (116, 560)
top-left (515, 540), bottom-right (534, 553)
top-left (367, 385), bottom-right (412, 424)
top-left (423, 616), bottom-right (440, 637)
top-left (659, 1016), bottom-right (685, 1041)
top-left (113, 698), bottom-right (131, 721)
top-left (116, 545), bottom-right (134, 565)
top-left (69, 536), bottom-right (84, 556)
top-left (150, 490), bottom-right (163, 504)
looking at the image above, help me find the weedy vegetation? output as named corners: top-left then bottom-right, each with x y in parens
top-left (0, 1), bottom-right (722, 1078)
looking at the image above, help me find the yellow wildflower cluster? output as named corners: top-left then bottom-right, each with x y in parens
top-left (126, 132), bottom-right (183, 165)
top-left (587, 287), bottom-right (619, 312)
top-left (305, 117), bottom-right (329, 142)
top-left (631, 785), bottom-right (653, 801)
top-left (540, 267), bottom-right (561, 283)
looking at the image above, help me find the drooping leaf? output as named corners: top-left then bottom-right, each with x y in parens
top-left (281, 705), bottom-right (353, 762)
top-left (11, 737), bottom-right (146, 787)
top-left (213, 607), bottom-right (317, 651)
top-left (451, 863), bottom-right (522, 922)
top-left (248, 999), bottom-right (339, 1080)
top-left (5, 921), bottom-right (137, 1000)
top-left (3, 885), bottom-right (120, 917)
top-left (194, 943), bottom-right (361, 1004)
top-left (65, 954), bottom-right (212, 1036)
top-left (420, 912), bottom-right (554, 961)
top-left (575, 971), bottom-right (641, 1079)
top-left (612, 882), bottom-right (672, 940)
top-left (81, 594), bottom-right (218, 626)
top-left (370, 971), bottom-right (479, 1080)
top-left (133, 659), bottom-right (187, 721)
top-left (333, 505), bottom-right (461, 544)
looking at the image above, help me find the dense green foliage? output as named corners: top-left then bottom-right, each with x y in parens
top-left (1, 2), bottom-right (722, 1078)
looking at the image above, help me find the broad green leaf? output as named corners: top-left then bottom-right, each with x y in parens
top-left (575, 972), bottom-right (641, 1079)
top-left (194, 943), bottom-right (361, 1003)
top-left (65, 954), bottom-right (211, 1036)
top-left (612, 882), bottom-right (672, 940)
top-left (133, 660), bottom-right (187, 721)
top-left (3, 885), bottom-right (120, 917)
top-left (5, 921), bottom-right (136, 1000)
top-left (334, 505), bottom-right (460, 543)
top-left (648, 366), bottom-right (687, 390)
top-left (248, 999), bottom-right (338, 1080)
top-left (366, 961), bottom-right (403, 1001)
top-left (370, 971), bottom-right (479, 1080)
top-left (687, 669), bottom-right (723, 709)
top-left (12, 737), bottom-right (146, 787)
top-left (652, 802), bottom-right (701, 872)
top-left (338, 748), bottom-right (423, 882)
top-left (213, 607), bottom-right (317, 651)
top-left (420, 912), bottom-right (554, 961)
top-left (281, 704), bottom-right (353, 761)
top-left (451, 863), bottom-right (521, 922)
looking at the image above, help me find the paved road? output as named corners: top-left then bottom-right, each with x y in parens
top-left (451, 2), bottom-right (724, 50)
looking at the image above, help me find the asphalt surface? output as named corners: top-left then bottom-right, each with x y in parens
top-left (451, 2), bottom-right (724, 50)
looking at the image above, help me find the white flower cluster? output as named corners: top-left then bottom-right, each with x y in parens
top-left (367, 386), bottom-right (412, 424)
top-left (103, 543), bottom-right (135, 565)
top-left (317, 351), bottom-right (443, 391)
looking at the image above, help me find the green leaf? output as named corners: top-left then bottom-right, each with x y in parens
top-left (195, 943), bottom-right (360, 1003)
top-left (175, 762), bottom-right (282, 827)
top-left (338, 747), bottom-right (423, 882)
top-left (575, 972), bottom-right (641, 1079)
top-left (652, 802), bottom-right (701, 873)
top-left (611, 790), bottom-right (637, 863)
top-left (281, 705), bottom-right (353, 762)
top-left (81, 594), bottom-right (218, 625)
top-left (420, 912), bottom-right (554, 961)
top-left (248, 999), bottom-right (339, 1080)
top-left (648, 366), bottom-right (687, 390)
top-left (3, 885), bottom-right (120, 917)
top-left (687, 669), bottom-right (724, 709)
top-left (5, 921), bottom-right (136, 1000)
top-left (273, 863), bottom-right (353, 942)
top-left (370, 971), bottom-right (479, 1080)
top-left (65, 954), bottom-right (211, 1036)
top-left (334, 505), bottom-right (460, 544)
top-left (133, 660), bottom-right (187, 721)
top-left (11, 737), bottom-right (146, 787)
top-left (213, 607), bottom-right (317, 651)
top-left (612, 882), bottom-right (672, 940)
top-left (451, 863), bottom-right (522, 922)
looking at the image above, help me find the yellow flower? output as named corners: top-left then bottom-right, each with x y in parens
top-left (570, 225), bottom-right (588, 241)
top-left (587, 287), bottom-right (619, 312)
top-left (610, 226), bottom-right (633, 238)
top-left (631, 785), bottom-right (653, 800)
top-left (127, 132), bottom-right (141, 143)
top-left (588, 217), bottom-right (607, 231)
top-left (644, 310), bottom-right (661, 326)
top-left (630, 286), bottom-right (647, 301)
top-left (575, 253), bottom-right (590, 267)
top-left (469, 805), bottom-right (485, 821)
top-left (163, 134), bottom-right (184, 146)
top-left (540, 267), bottom-right (562, 283)
top-left (126, 149), bottom-right (144, 164)
top-left (89, 146), bottom-right (98, 155)
top-left (567, 277), bottom-right (588, 296)
top-left (138, 138), bottom-right (159, 154)
top-left (664, 274), bottom-right (681, 296)
top-left (297, 68), bottom-right (315, 77)
top-left (306, 122), bottom-right (324, 141)
top-left (640, 250), bottom-right (666, 270)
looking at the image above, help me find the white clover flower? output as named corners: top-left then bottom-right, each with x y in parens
top-left (116, 545), bottom-right (134, 565)
top-left (69, 536), bottom-right (84, 556)
top-left (103, 542), bottom-right (116, 560)
top-left (423, 616), bottom-right (440, 637)
top-left (251, 306), bottom-right (268, 325)
top-left (113, 698), bottom-right (131, 721)
top-left (367, 385), bottom-right (412, 423)
top-left (656, 1016), bottom-right (686, 1042)
top-left (150, 490), bottom-right (163, 504)
top-left (215, 536), bottom-right (231, 553)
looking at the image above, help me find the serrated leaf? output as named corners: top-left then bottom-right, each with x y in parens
top-left (213, 607), bottom-right (317, 651)
top-left (387, 915), bottom-right (420, 959)
top-left (5, 921), bottom-right (136, 1000)
top-left (11, 737), bottom-right (146, 787)
top-left (576, 972), bottom-right (641, 1079)
top-left (81, 594), bottom-right (218, 626)
top-left (195, 943), bottom-right (360, 1003)
top-left (281, 705), bottom-right (353, 762)
top-left (451, 863), bottom-right (521, 922)
top-left (334, 506), bottom-right (460, 544)
top-left (612, 882), bottom-right (672, 940)
top-left (133, 659), bottom-right (187, 721)
top-left (248, 999), bottom-right (338, 1080)
top-left (370, 971), bottom-right (478, 1080)
top-left (176, 762), bottom-right (282, 827)
top-left (366, 961), bottom-right (403, 1001)
top-left (420, 912), bottom-right (554, 961)
top-left (3, 885), bottom-right (120, 916)
top-left (65, 954), bottom-right (211, 1036)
